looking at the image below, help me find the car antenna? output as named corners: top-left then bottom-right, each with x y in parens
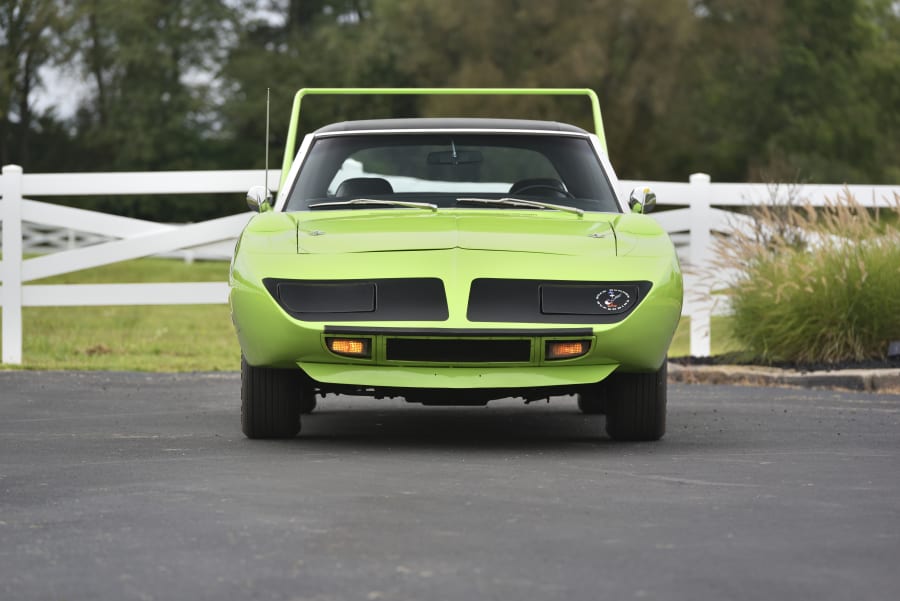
top-left (265, 88), bottom-right (271, 199)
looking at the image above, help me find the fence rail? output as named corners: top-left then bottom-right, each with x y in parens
top-left (2, 164), bottom-right (898, 365)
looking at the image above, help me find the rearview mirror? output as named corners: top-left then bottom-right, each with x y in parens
top-left (427, 150), bottom-right (483, 165)
top-left (628, 186), bottom-right (657, 214)
top-left (246, 185), bottom-right (273, 212)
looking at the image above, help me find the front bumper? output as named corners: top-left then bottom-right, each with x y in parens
top-left (230, 248), bottom-right (682, 389)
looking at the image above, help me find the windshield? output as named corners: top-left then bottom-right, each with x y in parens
top-left (284, 133), bottom-right (620, 212)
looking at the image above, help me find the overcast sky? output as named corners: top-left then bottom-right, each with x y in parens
top-left (33, 65), bottom-right (91, 119)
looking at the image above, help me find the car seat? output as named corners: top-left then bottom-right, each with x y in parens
top-left (508, 178), bottom-right (569, 197)
top-left (335, 177), bottom-right (394, 197)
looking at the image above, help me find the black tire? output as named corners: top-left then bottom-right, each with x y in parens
top-left (604, 363), bottom-right (667, 442)
top-left (241, 357), bottom-right (303, 439)
top-left (577, 395), bottom-right (605, 414)
top-left (298, 395), bottom-right (317, 414)
top-left (576, 380), bottom-right (609, 414)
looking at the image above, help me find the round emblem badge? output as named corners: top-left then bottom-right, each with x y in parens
top-left (595, 288), bottom-right (632, 312)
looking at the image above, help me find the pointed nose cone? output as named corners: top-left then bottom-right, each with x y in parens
top-left (297, 211), bottom-right (617, 255)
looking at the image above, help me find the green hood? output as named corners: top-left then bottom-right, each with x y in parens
top-left (296, 211), bottom-right (616, 256)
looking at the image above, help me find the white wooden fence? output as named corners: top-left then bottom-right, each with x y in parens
top-left (18, 222), bottom-right (238, 261)
top-left (2, 163), bottom-right (898, 365)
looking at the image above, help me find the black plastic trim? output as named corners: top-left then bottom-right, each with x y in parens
top-left (386, 339), bottom-right (532, 363)
top-left (467, 279), bottom-right (652, 324)
top-left (265, 277), bottom-right (449, 321)
top-left (279, 281), bottom-right (374, 313)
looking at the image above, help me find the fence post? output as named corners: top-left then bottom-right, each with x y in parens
top-left (689, 172), bottom-right (712, 357)
top-left (1, 164), bottom-right (24, 364)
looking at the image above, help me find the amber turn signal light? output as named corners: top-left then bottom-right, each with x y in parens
top-left (326, 337), bottom-right (371, 357)
top-left (546, 340), bottom-right (590, 360)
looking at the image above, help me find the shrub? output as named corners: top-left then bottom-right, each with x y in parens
top-left (711, 191), bottom-right (900, 364)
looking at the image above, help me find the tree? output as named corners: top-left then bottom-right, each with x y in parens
top-left (219, 0), bottom-right (409, 170)
top-left (70, 0), bottom-right (236, 171)
top-left (365, 0), bottom-right (698, 179)
top-left (670, 0), bottom-right (899, 184)
top-left (3, 0), bottom-right (895, 223)
top-left (655, 0), bottom-right (785, 181)
top-left (41, 0), bottom-right (246, 220)
top-left (760, 0), bottom-right (887, 182)
top-left (0, 0), bottom-right (70, 167)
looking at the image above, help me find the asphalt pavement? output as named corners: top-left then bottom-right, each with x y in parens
top-left (1, 371), bottom-right (898, 601)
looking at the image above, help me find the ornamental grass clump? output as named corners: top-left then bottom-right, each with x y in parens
top-left (711, 191), bottom-right (900, 365)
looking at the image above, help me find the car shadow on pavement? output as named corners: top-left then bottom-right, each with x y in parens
top-left (260, 393), bottom-right (743, 453)
top-left (288, 399), bottom-right (625, 450)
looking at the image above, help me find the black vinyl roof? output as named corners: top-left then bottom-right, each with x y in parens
top-left (315, 118), bottom-right (590, 135)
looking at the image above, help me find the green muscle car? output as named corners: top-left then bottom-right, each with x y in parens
top-left (230, 88), bottom-right (683, 441)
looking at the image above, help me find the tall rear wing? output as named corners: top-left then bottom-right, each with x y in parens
top-left (278, 88), bottom-right (607, 190)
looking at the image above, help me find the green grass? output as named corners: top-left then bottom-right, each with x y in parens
top-left (2, 257), bottom-right (736, 371)
top-left (1, 258), bottom-right (241, 372)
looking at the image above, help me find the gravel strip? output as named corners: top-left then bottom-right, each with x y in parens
top-left (669, 361), bottom-right (900, 393)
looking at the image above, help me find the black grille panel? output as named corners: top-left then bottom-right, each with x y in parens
top-left (264, 277), bottom-right (448, 321)
top-left (386, 338), bottom-right (531, 363)
top-left (467, 279), bottom-right (652, 324)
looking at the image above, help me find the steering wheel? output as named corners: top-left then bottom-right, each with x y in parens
top-left (511, 183), bottom-right (574, 198)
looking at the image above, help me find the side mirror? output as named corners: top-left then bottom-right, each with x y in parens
top-left (628, 186), bottom-right (657, 214)
top-left (246, 185), bottom-right (273, 212)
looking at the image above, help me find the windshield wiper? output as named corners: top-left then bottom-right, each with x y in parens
top-left (456, 197), bottom-right (584, 217)
top-left (309, 198), bottom-right (438, 212)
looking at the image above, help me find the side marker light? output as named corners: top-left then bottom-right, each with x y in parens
top-left (327, 338), bottom-right (371, 357)
top-left (546, 340), bottom-right (590, 360)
